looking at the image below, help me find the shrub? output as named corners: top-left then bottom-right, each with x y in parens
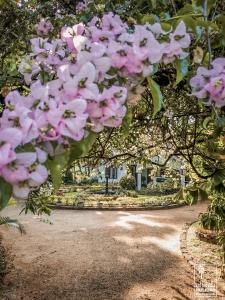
top-left (147, 182), bottom-right (162, 193)
top-left (147, 178), bottom-right (177, 194)
top-left (125, 190), bottom-right (138, 198)
top-left (160, 177), bottom-right (175, 190)
top-left (200, 195), bottom-right (225, 231)
top-left (63, 170), bottom-right (74, 184)
top-left (119, 175), bottom-right (136, 190)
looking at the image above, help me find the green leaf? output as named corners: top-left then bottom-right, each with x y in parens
top-left (160, 22), bottom-right (172, 32)
top-left (202, 116), bottom-right (212, 129)
top-left (69, 132), bottom-right (97, 164)
top-left (174, 59), bottom-right (188, 86)
top-left (170, 16), bottom-right (197, 34)
top-left (202, 52), bottom-right (210, 67)
top-left (196, 19), bottom-right (218, 31)
top-left (186, 190), bottom-right (199, 205)
top-left (46, 151), bottom-right (69, 191)
top-left (198, 189), bottom-right (208, 201)
top-left (212, 170), bottom-right (225, 187)
top-left (149, 0), bottom-right (156, 9)
top-left (194, 0), bottom-right (216, 10)
top-left (177, 4), bottom-right (194, 15)
top-left (0, 177), bottom-right (12, 211)
top-left (148, 77), bottom-right (163, 116)
top-left (16, 143), bottom-right (35, 153)
top-left (215, 116), bottom-right (225, 128)
top-left (141, 14), bottom-right (157, 24)
top-left (174, 188), bottom-right (185, 201)
top-left (122, 108), bottom-right (132, 135)
top-left (217, 15), bottom-right (225, 39)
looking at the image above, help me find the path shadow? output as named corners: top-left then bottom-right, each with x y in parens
top-left (0, 206), bottom-right (198, 300)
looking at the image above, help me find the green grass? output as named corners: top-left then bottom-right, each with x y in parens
top-left (48, 192), bottom-right (181, 207)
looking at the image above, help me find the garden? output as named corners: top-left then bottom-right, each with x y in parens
top-left (0, 0), bottom-right (225, 299)
top-left (45, 174), bottom-right (183, 209)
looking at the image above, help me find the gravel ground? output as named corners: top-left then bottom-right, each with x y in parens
top-left (0, 202), bottom-right (208, 300)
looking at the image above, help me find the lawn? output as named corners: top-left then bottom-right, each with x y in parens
top-left (48, 190), bottom-right (183, 208)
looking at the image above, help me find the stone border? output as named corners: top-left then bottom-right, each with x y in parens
top-left (48, 202), bottom-right (185, 211)
top-left (180, 222), bottom-right (225, 296)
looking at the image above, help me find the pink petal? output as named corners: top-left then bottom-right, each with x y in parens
top-left (13, 184), bottom-right (30, 199)
top-left (29, 165), bottom-right (48, 185)
top-left (0, 128), bottom-right (23, 148)
top-left (16, 152), bottom-right (37, 167)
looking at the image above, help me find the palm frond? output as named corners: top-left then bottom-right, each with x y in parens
top-left (0, 216), bottom-right (26, 235)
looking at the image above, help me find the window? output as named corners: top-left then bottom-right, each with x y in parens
top-left (105, 167), bottom-right (118, 179)
top-left (111, 167), bottom-right (118, 179)
top-left (129, 165), bottom-right (136, 177)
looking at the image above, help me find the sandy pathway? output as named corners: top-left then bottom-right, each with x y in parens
top-left (0, 203), bottom-right (208, 300)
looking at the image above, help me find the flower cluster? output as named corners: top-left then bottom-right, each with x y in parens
top-left (1, 14), bottom-right (190, 199)
top-left (35, 19), bottom-right (54, 36)
top-left (76, 1), bottom-right (88, 13)
top-left (190, 58), bottom-right (225, 107)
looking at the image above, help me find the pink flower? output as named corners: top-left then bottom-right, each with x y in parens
top-left (57, 99), bottom-right (88, 141)
top-left (35, 19), bottom-right (54, 36)
top-left (162, 21), bottom-right (191, 64)
top-left (102, 13), bottom-right (126, 35)
top-left (64, 62), bottom-right (99, 100)
top-left (171, 21), bottom-right (190, 48)
top-left (87, 86), bottom-right (127, 132)
top-left (13, 184), bottom-right (30, 199)
top-left (133, 25), bottom-right (164, 63)
top-left (30, 38), bottom-right (46, 55)
top-left (2, 165), bottom-right (29, 184)
top-left (0, 128), bottom-right (23, 148)
top-left (29, 164), bottom-right (48, 187)
top-left (1, 149), bottom-right (49, 199)
top-left (0, 143), bottom-right (16, 167)
top-left (76, 1), bottom-right (87, 13)
top-left (61, 26), bottom-right (75, 51)
top-left (0, 13), bottom-right (194, 199)
top-left (190, 58), bottom-right (225, 107)
top-left (35, 147), bottom-right (47, 163)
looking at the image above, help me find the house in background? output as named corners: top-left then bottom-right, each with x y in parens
top-left (96, 164), bottom-right (127, 183)
top-left (95, 156), bottom-right (187, 190)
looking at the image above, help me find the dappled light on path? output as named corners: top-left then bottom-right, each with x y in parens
top-left (0, 203), bottom-right (208, 300)
top-left (111, 212), bottom-right (168, 230)
top-left (111, 212), bottom-right (180, 254)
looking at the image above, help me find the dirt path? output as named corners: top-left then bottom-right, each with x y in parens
top-left (0, 203), bottom-right (209, 300)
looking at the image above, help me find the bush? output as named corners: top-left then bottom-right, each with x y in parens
top-left (119, 175), bottom-right (136, 190)
top-left (63, 170), bottom-right (74, 184)
top-left (160, 178), bottom-right (175, 190)
top-left (125, 190), bottom-right (138, 198)
top-left (147, 177), bottom-right (177, 194)
top-left (200, 195), bottom-right (225, 231)
top-left (147, 182), bottom-right (162, 193)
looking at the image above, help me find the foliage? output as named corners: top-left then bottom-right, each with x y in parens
top-left (20, 182), bottom-right (53, 215)
top-left (119, 175), bottom-right (136, 190)
top-left (48, 190), bottom-right (179, 207)
top-left (63, 169), bottom-right (74, 184)
top-left (124, 190), bottom-right (138, 198)
top-left (76, 175), bottom-right (98, 185)
top-left (200, 195), bottom-right (225, 231)
top-left (147, 177), bottom-right (177, 194)
top-left (199, 193), bottom-right (225, 276)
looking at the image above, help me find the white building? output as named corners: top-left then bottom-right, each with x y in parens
top-left (94, 156), bottom-right (187, 190)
